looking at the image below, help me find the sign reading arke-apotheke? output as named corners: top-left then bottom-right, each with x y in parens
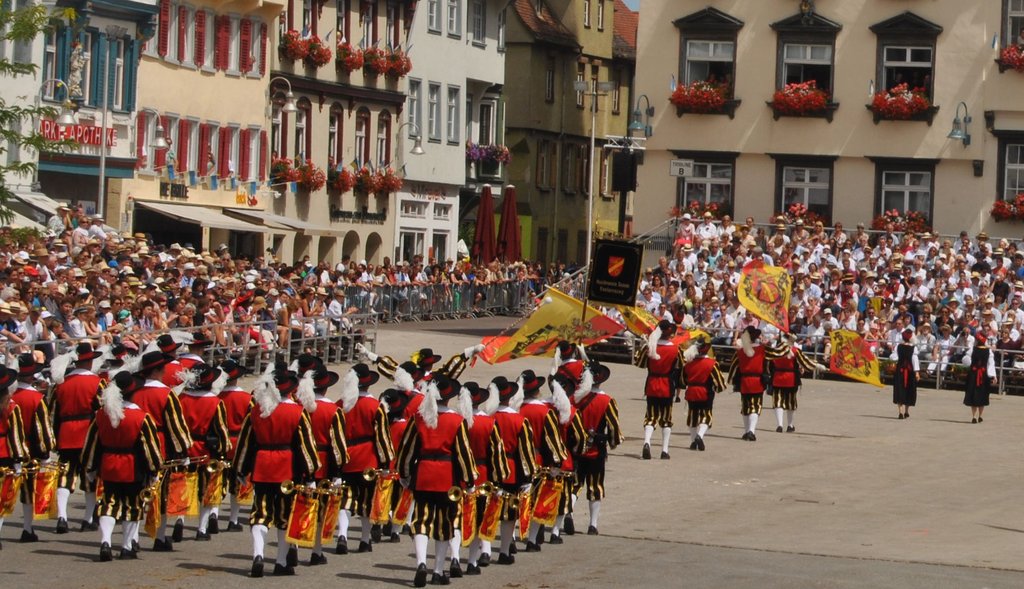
top-left (39, 119), bottom-right (117, 147)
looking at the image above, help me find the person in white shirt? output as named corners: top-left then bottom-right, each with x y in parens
top-left (696, 212), bottom-right (719, 242)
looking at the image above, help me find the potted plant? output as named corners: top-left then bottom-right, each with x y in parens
top-left (280, 30), bottom-right (309, 61)
top-left (998, 44), bottom-right (1024, 73)
top-left (336, 40), bottom-right (364, 73)
top-left (384, 48), bottom-right (413, 79)
top-left (304, 35), bottom-right (332, 68)
top-left (362, 46), bottom-right (388, 76)
top-left (670, 80), bottom-right (728, 114)
top-left (769, 80), bottom-right (835, 120)
top-left (989, 193), bottom-right (1024, 221)
top-left (868, 83), bottom-right (936, 123)
top-left (869, 209), bottom-right (932, 233)
top-left (328, 167), bottom-right (355, 193)
top-left (375, 168), bottom-right (403, 195)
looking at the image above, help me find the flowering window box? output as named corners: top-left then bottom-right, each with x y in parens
top-left (336, 41), bottom-right (364, 74)
top-left (303, 36), bottom-right (332, 68)
top-left (280, 30), bottom-right (309, 61)
top-left (327, 167), bottom-right (355, 193)
top-left (767, 81), bottom-right (839, 122)
top-left (362, 47), bottom-right (388, 76)
top-left (996, 44), bottom-right (1024, 73)
top-left (866, 84), bottom-right (939, 125)
top-left (669, 81), bottom-right (741, 119)
top-left (990, 193), bottom-right (1024, 222)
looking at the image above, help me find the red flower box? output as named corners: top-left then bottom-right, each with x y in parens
top-left (384, 49), bottom-right (412, 79)
top-left (295, 161), bottom-right (326, 192)
top-left (328, 167), bottom-right (355, 193)
top-left (770, 81), bottom-right (829, 116)
top-left (280, 30), bottom-right (309, 61)
top-left (270, 157), bottom-right (301, 184)
top-left (869, 83), bottom-right (931, 120)
top-left (669, 80), bottom-right (728, 114)
top-left (304, 36), bottom-right (332, 68)
top-left (336, 41), bottom-right (364, 73)
top-left (354, 166), bottom-right (380, 194)
top-left (375, 168), bottom-right (403, 195)
top-left (363, 47), bottom-right (388, 76)
top-left (990, 193), bottom-right (1024, 221)
top-left (870, 209), bottom-right (932, 233)
top-left (999, 44), bottom-right (1024, 73)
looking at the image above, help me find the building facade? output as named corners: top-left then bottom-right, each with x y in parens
top-left (401, 0), bottom-right (508, 265)
top-left (634, 0), bottom-right (1024, 238)
top-left (504, 0), bottom-right (634, 265)
top-left (107, 0), bottom-right (284, 256)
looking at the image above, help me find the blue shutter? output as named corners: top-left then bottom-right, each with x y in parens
top-left (57, 27), bottom-right (71, 83)
top-left (125, 39), bottom-right (138, 112)
top-left (107, 39), bottom-right (118, 109)
top-left (92, 34), bottom-right (107, 107)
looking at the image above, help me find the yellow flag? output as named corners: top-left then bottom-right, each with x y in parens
top-left (829, 329), bottom-right (883, 387)
top-left (738, 260), bottom-right (792, 331)
top-left (610, 304), bottom-right (660, 336)
top-left (479, 287), bottom-right (624, 364)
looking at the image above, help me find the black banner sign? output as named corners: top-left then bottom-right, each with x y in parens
top-left (587, 239), bottom-right (643, 306)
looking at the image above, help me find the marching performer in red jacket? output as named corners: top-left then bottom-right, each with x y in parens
top-left (217, 359), bottom-right (252, 531)
top-left (640, 320), bottom-right (682, 459)
top-left (298, 361), bottom-right (348, 565)
top-left (395, 374), bottom-right (477, 588)
top-left (682, 336), bottom-right (725, 451)
top-left (234, 365), bottom-right (319, 577)
top-left (490, 375), bottom-right (537, 565)
top-left (568, 361), bottom-right (622, 535)
top-left (0, 367), bottom-right (29, 550)
top-left (380, 388), bottom-right (411, 543)
top-left (334, 363), bottom-right (394, 554)
top-left (177, 364), bottom-right (231, 540)
top-left (133, 350), bottom-right (193, 551)
top-left (461, 381), bottom-right (509, 573)
top-left (81, 371), bottom-right (163, 562)
top-left (769, 334), bottom-right (817, 433)
top-left (550, 340), bottom-right (587, 385)
top-left (538, 373), bottom-right (575, 546)
top-left (155, 334), bottom-right (186, 388)
top-left (177, 335), bottom-right (212, 371)
top-left (729, 326), bottom-right (787, 441)
top-left (11, 353), bottom-right (55, 542)
top-left (50, 342), bottom-right (103, 533)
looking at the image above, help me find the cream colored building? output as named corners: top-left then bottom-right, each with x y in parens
top-left (109, 0), bottom-right (285, 257)
top-left (634, 1), bottom-right (1024, 238)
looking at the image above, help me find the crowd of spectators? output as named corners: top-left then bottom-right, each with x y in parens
top-left (634, 211), bottom-right (1024, 372)
top-left (0, 206), bottom-right (542, 361)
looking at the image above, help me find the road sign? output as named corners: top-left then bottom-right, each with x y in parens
top-left (669, 159), bottom-right (694, 177)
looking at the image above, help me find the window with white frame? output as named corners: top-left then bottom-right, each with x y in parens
top-left (879, 169), bottom-right (932, 219)
top-left (409, 79), bottom-right (422, 137)
top-left (180, 6), bottom-right (195, 65)
top-left (401, 201), bottom-right (427, 217)
top-left (142, 113), bottom-right (157, 172)
top-left (80, 32), bottom-right (93, 104)
top-left (295, 107), bottom-right (307, 160)
top-left (537, 139), bottom-right (550, 188)
top-left (386, 5), bottom-right (395, 47)
top-left (112, 40), bottom-right (125, 109)
top-left (780, 165), bottom-right (831, 221)
top-left (1008, 0), bottom-right (1024, 45)
top-left (782, 44), bottom-right (833, 91)
top-left (1002, 142), bottom-right (1024, 200)
top-left (611, 69), bottom-right (620, 114)
top-left (433, 204), bottom-right (451, 220)
top-left (247, 128), bottom-right (260, 181)
top-left (478, 103), bottom-right (493, 144)
top-left (432, 232), bottom-right (448, 262)
top-left (360, 2), bottom-right (372, 48)
top-left (42, 31), bottom-right (57, 98)
top-left (271, 106), bottom-right (283, 158)
top-left (208, 125), bottom-right (220, 174)
top-left (881, 46), bottom-right (933, 97)
top-left (228, 125), bottom-right (240, 176)
top-left (328, 111), bottom-right (340, 163)
top-left (583, 0), bottom-right (590, 28)
top-left (446, 86), bottom-right (460, 143)
top-left (599, 150), bottom-right (609, 195)
top-left (597, 0), bottom-right (605, 31)
top-left (249, 20), bottom-right (261, 75)
top-left (355, 109), bottom-right (369, 165)
top-left (229, 17), bottom-right (241, 72)
top-left (167, 3), bottom-right (179, 62)
top-left (497, 8), bottom-right (505, 50)
top-left (447, 0), bottom-right (460, 37)
top-left (302, 0), bottom-right (313, 32)
top-left (188, 120), bottom-right (200, 173)
top-left (337, 0), bottom-right (350, 41)
top-left (428, 0), bottom-right (440, 32)
top-left (376, 111), bottom-right (391, 166)
top-left (471, 0), bottom-right (485, 45)
top-left (677, 161), bottom-right (734, 210)
top-left (684, 40), bottom-right (734, 86)
top-left (428, 83), bottom-right (441, 140)
top-left (203, 11), bottom-right (215, 68)
top-left (575, 63), bottom-right (585, 108)
top-left (399, 229), bottom-right (425, 261)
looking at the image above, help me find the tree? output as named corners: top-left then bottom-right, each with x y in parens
top-left (0, 4), bottom-right (76, 224)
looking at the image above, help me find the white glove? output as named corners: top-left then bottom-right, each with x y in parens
top-left (13, 463), bottom-right (22, 475)
top-left (183, 457), bottom-right (191, 467)
top-left (519, 484), bottom-right (532, 494)
top-left (332, 477), bottom-right (343, 487)
top-left (356, 343), bottom-right (379, 362)
top-left (86, 471), bottom-right (97, 483)
top-left (463, 344), bottom-right (485, 358)
top-left (399, 477), bottom-right (410, 489)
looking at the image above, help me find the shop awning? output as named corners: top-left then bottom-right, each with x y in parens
top-left (12, 190), bottom-right (63, 217)
top-left (135, 201), bottom-right (270, 233)
top-left (7, 210), bottom-right (45, 231)
top-left (225, 208), bottom-right (336, 236)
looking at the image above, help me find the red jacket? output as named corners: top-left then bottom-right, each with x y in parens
top-left (404, 392), bottom-right (424, 421)
top-left (410, 411), bottom-right (464, 493)
top-left (388, 419), bottom-right (408, 472)
top-left (93, 407), bottom-right (152, 483)
top-left (340, 395), bottom-right (386, 473)
top-left (309, 398), bottom-right (345, 479)
top-left (11, 383), bottom-right (52, 459)
top-left (555, 360), bottom-right (585, 387)
top-left (179, 392), bottom-right (223, 458)
top-left (645, 343), bottom-right (679, 398)
top-left (0, 402), bottom-right (25, 461)
top-left (493, 409), bottom-right (531, 486)
top-left (467, 414), bottom-right (495, 484)
top-left (249, 401), bottom-right (305, 483)
top-left (52, 369), bottom-right (101, 450)
top-left (161, 360), bottom-right (184, 388)
top-left (521, 400), bottom-right (561, 467)
top-left (771, 350), bottom-right (800, 389)
top-left (737, 347), bottom-right (767, 394)
top-left (219, 386), bottom-right (251, 459)
top-left (576, 393), bottom-right (614, 460)
top-left (684, 358), bottom-right (717, 402)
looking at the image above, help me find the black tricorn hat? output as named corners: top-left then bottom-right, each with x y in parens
top-left (519, 370), bottom-right (545, 394)
top-left (380, 388), bottom-right (411, 416)
top-left (433, 375), bottom-right (459, 401)
top-left (295, 353), bottom-right (322, 375)
top-left (137, 351), bottom-right (172, 374)
top-left (587, 361), bottom-right (611, 385)
top-left (17, 353), bottom-right (43, 377)
top-left (398, 360), bottom-right (424, 381)
top-left (112, 371), bottom-right (145, 397)
top-left (352, 363), bottom-right (381, 388)
top-left (743, 325), bottom-right (762, 340)
top-left (464, 381), bottom-right (488, 406)
top-left (155, 334), bottom-right (180, 353)
top-left (0, 367), bottom-right (18, 390)
top-left (414, 348), bottom-right (442, 368)
top-left (218, 358), bottom-right (249, 381)
top-left (312, 366), bottom-right (340, 390)
top-left (74, 342), bottom-right (102, 362)
top-left (491, 376), bottom-right (518, 402)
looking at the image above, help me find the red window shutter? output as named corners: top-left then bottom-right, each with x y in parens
top-left (304, 107), bottom-right (312, 161)
top-left (195, 10), bottom-right (206, 67)
top-left (214, 16), bottom-right (228, 71)
top-left (343, 0), bottom-right (351, 41)
top-left (239, 129), bottom-right (250, 180)
top-left (281, 112), bottom-right (289, 158)
top-left (259, 23), bottom-right (267, 76)
top-left (371, 1), bottom-right (378, 44)
top-left (177, 120), bottom-right (190, 171)
top-left (287, 0), bottom-right (294, 30)
top-left (198, 123), bottom-right (210, 174)
top-left (259, 130), bottom-right (268, 181)
top-left (311, 2), bottom-right (318, 36)
top-left (177, 6), bottom-right (187, 62)
top-left (154, 116), bottom-right (168, 169)
top-left (239, 19), bottom-right (252, 73)
top-left (136, 112), bottom-right (146, 169)
top-left (158, 0), bottom-right (170, 57)
top-left (219, 127), bottom-right (230, 178)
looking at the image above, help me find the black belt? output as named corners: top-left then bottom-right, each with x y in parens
top-left (258, 444), bottom-right (291, 451)
top-left (420, 453), bottom-right (451, 462)
top-left (347, 436), bottom-right (373, 446)
top-left (106, 447), bottom-right (134, 454)
top-left (59, 413), bottom-right (93, 422)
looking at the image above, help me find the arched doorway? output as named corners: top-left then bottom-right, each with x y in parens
top-left (365, 232), bottom-right (383, 264)
top-left (342, 231), bottom-right (361, 262)
top-left (318, 235), bottom-right (338, 264)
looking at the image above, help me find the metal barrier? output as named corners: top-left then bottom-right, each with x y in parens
top-left (338, 281), bottom-right (535, 323)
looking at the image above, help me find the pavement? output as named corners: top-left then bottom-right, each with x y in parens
top-left (2, 317), bottom-right (1023, 588)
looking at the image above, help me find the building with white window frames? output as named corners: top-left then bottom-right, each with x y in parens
top-left (400, 0), bottom-right (509, 265)
top-left (634, 1), bottom-right (1024, 239)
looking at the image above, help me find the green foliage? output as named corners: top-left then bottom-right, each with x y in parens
top-left (0, 4), bottom-right (77, 225)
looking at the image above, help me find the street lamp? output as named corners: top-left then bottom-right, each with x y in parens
top-left (269, 77), bottom-right (299, 113)
top-left (574, 78), bottom-right (615, 266)
top-left (397, 121), bottom-right (425, 155)
top-left (96, 25), bottom-right (128, 220)
top-left (40, 79), bottom-right (78, 125)
top-left (947, 101), bottom-right (972, 147)
top-left (139, 107), bottom-right (170, 150)
top-left (628, 94), bottom-right (654, 138)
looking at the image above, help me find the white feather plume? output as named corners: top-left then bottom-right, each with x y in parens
top-left (169, 330), bottom-right (194, 344)
top-left (121, 353), bottom-right (143, 376)
top-left (50, 349), bottom-right (78, 385)
top-left (393, 366), bottom-right (414, 392)
top-left (253, 363), bottom-right (280, 418)
top-left (580, 366), bottom-right (594, 395)
top-left (481, 386), bottom-right (499, 416)
top-left (740, 330), bottom-right (755, 357)
top-left (576, 344), bottom-right (588, 362)
top-left (418, 379), bottom-right (441, 429)
top-left (648, 326), bottom-right (662, 360)
top-left (173, 368), bottom-right (200, 395)
top-left (683, 341), bottom-right (699, 363)
top-left (296, 370), bottom-right (317, 412)
top-left (508, 384), bottom-right (524, 412)
top-left (7, 355), bottom-right (18, 370)
top-left (379, 397), bottom-right (390, 416)
top-left (141, 339), bottom-right (161, 354)
top-left (457, 386), bottom-right (474, 429)
top-left (339, 368), bottom-right (360, 413)
top-left (92, 344), bottom-right (113, 374)
top-left (288, 359), bottom-right (299, 372)
top-left (102, 379), bottom-right (126, 428)
top-left (681, 315), bottom-right (696, 330)
top-left (550, 345), bottom-right (562, 376)
top-left (211, 369), bottom-right (229, 396)
top-left (550, 379), bottom-right (572, 425)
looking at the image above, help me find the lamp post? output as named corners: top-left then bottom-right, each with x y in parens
top-left (620, 94), bottom-right (654, 234)
top-left (269, 76), bottom-right (299, 113)
top-left (34, 79), bottom-right (77, 190)
top-left (574, 79), bottom-right (615, 265)
top-left (97, 25), bottom-right (128, 220)
top-left (396, 121), bottom-right (426, 157)
top-left (947, 101), bottom-right (972, 147)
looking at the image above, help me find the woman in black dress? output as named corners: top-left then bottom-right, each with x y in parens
top-left (892, 328), bottom-right (919, 419)
top-left (964, 333), bottom-right (996, 423)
